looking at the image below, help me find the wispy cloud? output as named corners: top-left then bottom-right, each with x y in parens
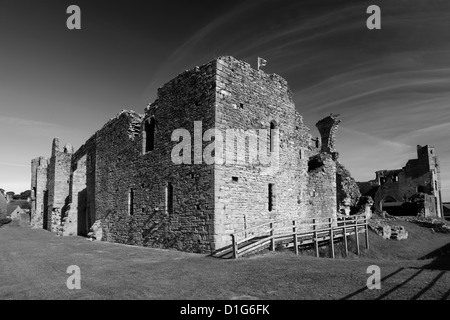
top-left (0, 162), bottom-right (29, 168)
top-left (0, 116), bottom-right (84, 137)
top-left (0, 116), bottom-right (62, 128)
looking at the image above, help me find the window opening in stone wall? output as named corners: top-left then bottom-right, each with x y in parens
top-left (128, 188), bottom-right (135, 216)
top-left (270, 121), bottom-right (276, 153)
top-left (166, 182), bottom-right (174, 215)
top-left (232, 176), bottom-right (238, 182)
top-left (33, 187), bottom-right (37, 210)
top-left (392, 175), bottom-right (398, 182)
top-left (144, 117), bottom-right (156, 153)
top-left (268, 183), bottom-right (275, 212)
top-left (239, 103), bottom-right (244, 109)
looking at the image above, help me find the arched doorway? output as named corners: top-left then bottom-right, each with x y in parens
top-left (380, 196), bottom-right (402, 216)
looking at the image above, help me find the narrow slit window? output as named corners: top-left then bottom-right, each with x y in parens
top-left (128, 188), bottom-right (135, 216)
top-left (268, 183), bottom-right (275, 212)
top-left (270, 121), bottom-right (276, 153)
top-left (144, 117), bottom-right (156, 153)
top-left (166, 182), bottom-right (174, 215)
top-left (33, 187), bottom-right (37, 210)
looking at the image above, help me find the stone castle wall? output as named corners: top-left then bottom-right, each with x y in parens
top-left (30, 156), bottom-right (48, 228)
top-left (31, 56), bottom-right (344, 253)
top-left (213, 56), bottom-right (314, 248)
top-left (0, 191), bottom-right (7, 218)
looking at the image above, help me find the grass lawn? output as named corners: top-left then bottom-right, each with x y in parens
top-left (0, 223), bottom-right (449, 300)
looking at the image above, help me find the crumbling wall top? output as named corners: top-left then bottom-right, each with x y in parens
top-left (316, 114), bottom-right (341, 155)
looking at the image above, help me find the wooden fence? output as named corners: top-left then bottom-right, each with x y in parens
top-left (227, 215), bottom-right (369, 259)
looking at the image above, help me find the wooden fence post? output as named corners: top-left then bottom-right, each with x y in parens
top-left (355, 218), bottom-right (360, 255)
top-left (313, 219), bottom-right (319, 258)
top-left (329, 217), bottom-right (335, 259)
top-left (232, 234), bottom-right (238, 259)
top-left (293, 220), bottom-right (298, 255)
top-left (270, 222), bottom-right (275, 251)
top-left (365, 217), bottom-right (370, 250)
top-left (343, 218), bottom-right (348, 257)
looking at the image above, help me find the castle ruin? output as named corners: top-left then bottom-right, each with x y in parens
top-left (358, 145), bottom-right (444, 218)
top-left (30, 56), bottom-right (356, 253)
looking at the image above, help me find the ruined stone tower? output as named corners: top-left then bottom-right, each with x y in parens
top-left (46, 138), bottom-right (73, 232)
top-left (30, 156), bottom-right (49, 228)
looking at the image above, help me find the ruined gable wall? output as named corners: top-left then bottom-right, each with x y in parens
top-left (30, 157), bottom-right (48, 228)
top-left (213, 56), bottom-right (311, 248)
top-left (95, 61), bottom-right (217, 253)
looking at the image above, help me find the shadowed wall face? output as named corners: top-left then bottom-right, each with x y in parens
top-left (30, 156), bottom-right (48, 228)
top-left (0, 192), bottom-right (7, 218)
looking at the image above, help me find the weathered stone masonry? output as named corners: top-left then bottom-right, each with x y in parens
top-left (30, 156), bottom-right (48, 228)
top-left (358, 145), bottom-right (444, 218)
top-left (31, 56), bottom-right (351, 253)
top-left (0, 190), bottom-right (7, 218)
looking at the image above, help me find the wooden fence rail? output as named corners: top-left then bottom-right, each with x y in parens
top-left (229, 215), bottom-right (369, 259)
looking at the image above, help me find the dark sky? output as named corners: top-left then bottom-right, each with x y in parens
top-left (1, 0), bottom-right (450, 201)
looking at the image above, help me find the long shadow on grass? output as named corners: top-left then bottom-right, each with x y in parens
top-left (442, 288), bottom-right (450, 300)
top-left (341, 268), bottom-right (428, 300)
top-left (419, 242), bottom-right (450, 271)
top-left (340, 268), bottom-right (405, 300)
top-left (342, 242), bottom-right (450, 300)
top-left (410, 270), bottom-right (446, 300)
top-left (374, 269), bottom-right (424, 300)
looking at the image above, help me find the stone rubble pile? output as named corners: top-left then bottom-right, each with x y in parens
top-left (368, 217), bottom-right (408, 240)
top-left (390, 225), bottom-right (408, 240)
top-left (403, 217), bottom-right (450, 234)
top-left (87, 220), bottom-right (103, 241)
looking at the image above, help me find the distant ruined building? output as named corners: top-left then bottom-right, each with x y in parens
top-left (358, 145), bottom-right (444, 218)
top-left (30, 56), bottom-right (360, 253)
